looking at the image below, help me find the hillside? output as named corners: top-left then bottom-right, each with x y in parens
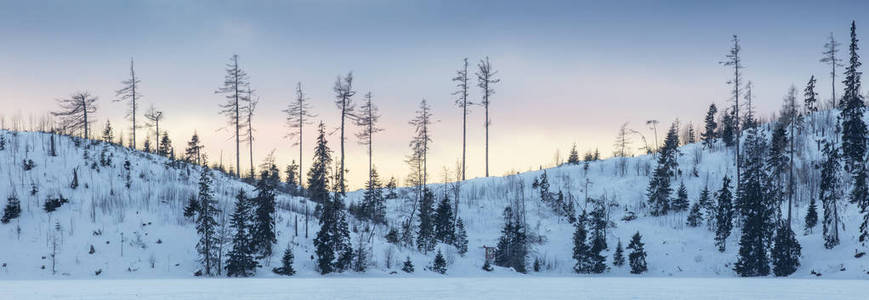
top-left (1, 108), bottom-right (868, 279)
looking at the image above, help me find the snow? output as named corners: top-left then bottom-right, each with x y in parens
top-left (1, 277), bottom-right (867, 300)
top-left (0, 108), bottom-right (868, 283)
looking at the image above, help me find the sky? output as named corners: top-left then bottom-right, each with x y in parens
top-left (0, 0), bottom-right (866, 189)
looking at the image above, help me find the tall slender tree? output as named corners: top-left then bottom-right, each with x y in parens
top-left (114, 58), bottom-right (141, 149)
top-left (284, 82), bottom-right (316, 193)
top-left (820, 32), bottom-right (843, 108)
top-left (406, 99), bottom-right (433, 229)
top-left (355, 91), bottom-right (383, 198)
top-left (333, 72), bottom-right (356, 194)
top-left (52, 91), bottom-right (97, 138)
top-left (215, 54), bottom-right (251, 177)
top-left (721, 35), bottom-right (743, 193)
top-left (307, 122), bottom-right (332, 238)
top-left (819, 141), bottom-right (842, 249)
top-left (701, 103), bottom-right (718, 148)
top-left (244, 88), bottom-right (259, 178)
top-left (196, 168), bottom-right (221, 276)
top-left (476, 57), bottom-right (499, 177)
top-left (454, 58), bottom-right (472, 182)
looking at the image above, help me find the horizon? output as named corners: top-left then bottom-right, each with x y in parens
top-left (1, 0), bottom-right (867, 189)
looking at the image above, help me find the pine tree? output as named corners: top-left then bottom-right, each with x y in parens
top-left (307, 122), bottom-right (332, 237)
top-left (272, 245), bottom-right (295, 276)
top-left (314, 193), bottom-right (353, 274)
top-left (804, 75), bottom-right (819, 116)
top-left (646, 167), bottom-right (672, 216)
top-left (672, 181), bottom-right (689, 212)
top-left (225, 190), bottom-right (255, 277)
top-left (715, 176), bottom-right (734, 252)
top-left (1, 193), bottom-right (21, 224)
top-left (567, 143), bottom-right (580, 165)
top-left (434, 194), bottom-right (456, 245)
top-left (841, 21), bottom-right (866, 174)
top-left (720, 108), bottom-right (736, 147)
top-left (285, 161), bottom-right (299, 196)
top-left (627, 232), bottom-right (647, 274)
top-left (819, 141), bottom-right (842, 249)
top-left (158, 131), bottom-right (172, 157)
top-left (804, 197), bottom-right (819, 234)
top-left (701, 103), bottom-right (718, 148)
top-left (251, 166), bottom-right (278, 260)
top-left (196, 168), bottom-right (221, 276)
top-left (184, 132), bottom-right (204, 165)
top-left (612, 239), bottom-right (625, 266)
top-left (572, 211), bottom-right (593, 273)
top-left (686, 201), bottom-right (703, 227)
top-left (402, 256), bottom-right (414, 273)
top-left (101, 120), bottom-right (114, 143)
top-left (416, 188), bottom-right (436, 254)
top-left (772, 221), bottom-right (801, 277)
top-left (361, 167), bottom-right (385, 223)
top-left (454, 217), bottom-right (469, 256)
top-left (495, 206), bottom-right (527, 273)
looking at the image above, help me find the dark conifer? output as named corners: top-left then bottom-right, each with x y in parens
top-left (434, 194), bottom-right (456, 245)
top-left (701, 103), bottom-right (718, 148)
top-left (572, 211), bottom-right (593, 273)
top-left (432, 249), bottom-right (447, 274)
top-left (804, 197), bottom-right (818, 234)
top-left (772, 221), bottom-right (801, 277)
top-left (402, 256), bottom-right (414, 273)
top-left (672, 181), bottom-right (689, 212)
top-left (225, 190), bottom-right (255, 277)
top-left (195, 169), bottom-right (221, 276)
top-left (251, 166), bottom-right (278, 260)
top-left (183, 195), bottom-right (199, 218)
top-left (627, 232), bottom-right (647, 274)
top-left (272, 245), bottom-right (296, 276)
top-left (686, 201), bottom-right (703, 227)
top-left (715, 176), bottom-right (734, 252)
top-left (819, 141), bottom-right (842, 249)
top-left (567, 143), bottom-right (580, 165)
top-left (454, 217), bottom-right (469, 256)
top-left (1, 193), bottom-right (21, 224)
top-left (612, 239), bottom-right (625, 266)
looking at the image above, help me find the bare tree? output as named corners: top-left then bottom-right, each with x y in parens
top-left (613, 122), bottom-right (632, 157)
top-left (721, 34), bottom-right (743, 191)
top-left (114, 58), bottom-right (141, 149)
top-left (406, 99), bottom-right (433, 228)
top-left (215, 54), bottom-right (251, 177)
top-left (244, 88), bottom-right (259, 178)
top-left (144, 105), bottom-right (164, 152)
top-left (333, 72), bottom-right (357, 194)
top-left (283, 82), bottom-right (316, 193)
top-left (52, 91), bottom-right (97, 138)
top-left (820, 33), bottom-right (843, 108)
top-left (476, 57), bottom-right (499, 177)
top-left (356, 92), bottom-right (383, 191)
top-left (454, 58), bottom-right (472, 181)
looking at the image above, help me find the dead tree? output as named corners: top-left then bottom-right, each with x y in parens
top-left (333, 72), bottom-right (356, 194)
top-left (283, 82), bottom-right (316, 193)
top-left (52, 91), bottom-right (97, 138)
top-left (215, 54), bottom-right (251, 177)
top-left (476, 57), bottom-right (499, 177)
top-left (114, 58), bottom-right (141, 149)
top-left (144, 105), bottom-right (164, 152)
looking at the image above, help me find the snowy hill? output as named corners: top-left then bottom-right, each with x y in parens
top-left (1, 108), bottom-right (868, 279)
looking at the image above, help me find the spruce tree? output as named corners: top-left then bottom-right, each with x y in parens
top-left (434, 194), bottom-right (456, 245)
top-left (416, 188), bottom-right (437, 254)
top-left (567, 143), bottom-right (580, 165)
top-left (715, 176), bottom-right (734, 252)
top-left (251, 166), bottom-right (278, 260)
top-left (183, 195), bottom-right (199, 218)
top-left (195, 168), bottom-right (221, 276)
top-left (612, 239), bottom-right (625, 267)
top-left (225, 190), bottom-right (256, 277)
top-left (720, 108), bottom-right (736, 147)
top-left (701, 103), bottom-right (718, 148)
top-left (804, 197), bottom-right (819, 234)
top-left (647, 166), bottom-right (672, 216)
top-left (672, 181), bottom-right (689, 212)
top-left (361, 167), bottom-right (385, 223)
top-left (1, 193), bottom-right (21, 224)
top-left (495, 206), bottom-right (528, 273)
top-left (698, 186), bottom-right (715, 229)
top-left (627, 232), bottom-right (647, 274)
top-left (432, 249), bottom-right (447, 274)
top-left (402, 256), bottom-right (414, 273)
top-left (686, 201), bottom-right (703, 227)
top-left (772, 221), bottom-right (801, 277)
top-left (454, 217), bottom-right (469, 256)
top-left (572, 211), bottom-right (593, 273)
top-left (314, 193), bottom-right (352, 274)
top-left (819, 141), bottom-right (842, 249)
top-left (841, 21), bottom-right (866, 174)
top-left (307, 122), bottom-right (332, 237)
top-left (272, 245), bottom-right (295, 276)
top-left (734, 127), bottom-right (772, 277)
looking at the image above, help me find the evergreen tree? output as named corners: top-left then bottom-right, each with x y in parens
top-left (567, 143), bottom-right (580, 165)
top-left (494, 206), bottom-right (527, 273)
top-left (698, 186), bottom-right (715, 229)
top-left (804, 197), bottom-right (819, 234)
top-left (184, 132), bottom-right (204, 165)
top-left (715, 176), bottom-right (734, 252)
top-left (183, 195), bottom-right (199, 218)
top-left (804, 75), bottom-right (819, 116)
top-left (686, 201), bottom-right (703, 227)
top-left (734, 127), bottom-right (772, 277)
top-left (307, 122), bottom-right (332, 237)
top-left (195, 169), bottom-right (221, 276)
top-left (101, 120), bottom-right (114, 143)
top-left (772, 221), bottom-right (801, 277)
top-left (646, 166), bottom-right (672, 216)
top-left (314, 193), bottom-right (353, 274)
top-left (720, 108), bottom-right (736, 147)
top-left (819, 141), bottom-right (842, 249)
top-left (434, 194), bottom-right (456, 245)
top-left (285, 161), bottom-right (299, 195)
top-left (361, 167), bottom-right (385, 223)
top-left (841, 21), bottom-right (866, 174)
top-left (402, 256), bottom-right (414, 273)
top-left (251, 166), bottom-right (278, 260)
top-left (158, 131), bottom-right (172, 157)
top-left (416, 188), bottom-right (436, 254)
top-left (627, 231), bottom-right (647, 274)
top-left (353, 234), bottom-right (369, 272)
top-left (225, 190), bottom-right (256, 277)
top-left (272, 245), bottom-right (295, 276)
top-left (572, 211), bottom-right (593, 273)
top-left (701, 103), bottom-right (718, 148)
top-left (1, 193), bottom-right (21, 224)
top-left (432, 249), bottom-right (447, 274)
top-left (454, 217), bottom-right (469, 256)
top-left (612, 239), bottom-right (625, 266)
top-left (672, 181), bottom-right (689, 212)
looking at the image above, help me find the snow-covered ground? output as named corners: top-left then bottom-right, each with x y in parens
top-left (2, 277), bottom-right (868, 300)
top-left (1, 108), bottom-right (868, 281)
